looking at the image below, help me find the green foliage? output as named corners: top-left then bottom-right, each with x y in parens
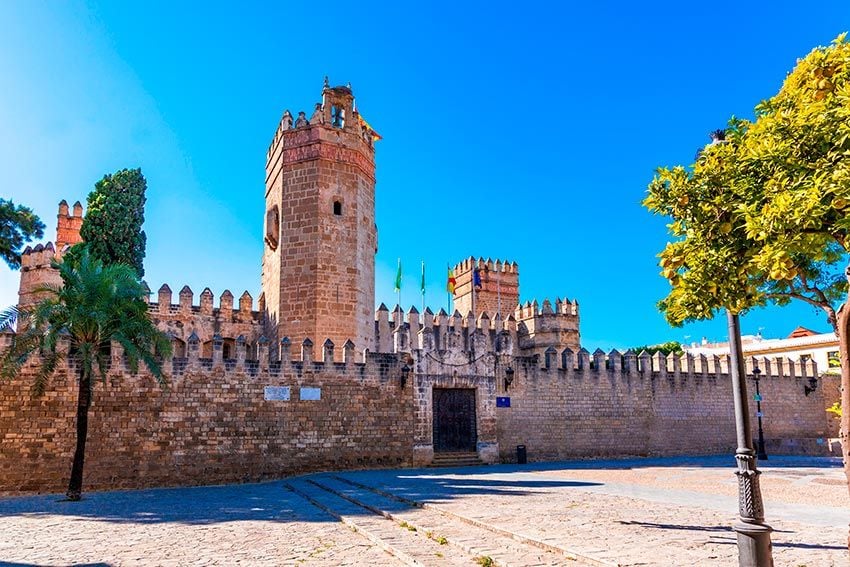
top-left (643, 34), bottom-right (850, 328)
top-left (80, 168), bottom-right (148, 277)
top-left (828, 401), bottom-right (842, 419)
top-left (0, 245), bottom-right (171, 395)
top-left (475, 556), bottom-right (494, 567)
top-left (628, 341), bottom-right (683, 356)
top-left (0, 305), bottom-right (18, 331)
top-left (0, 198), bottom-right (45, 269)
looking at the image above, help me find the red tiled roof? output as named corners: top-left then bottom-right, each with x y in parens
top-left (787, 326), bottom-right (817, 338)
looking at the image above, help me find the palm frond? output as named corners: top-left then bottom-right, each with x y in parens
top-left (6, 245), bottom-right (170, 397)
top-left (0, 305), bottom-right (18, 331)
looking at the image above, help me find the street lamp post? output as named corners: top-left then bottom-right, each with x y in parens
top-left (752, 366), bottom-right (768, 461)
top-left (727, 310), bottom-right (773, 566)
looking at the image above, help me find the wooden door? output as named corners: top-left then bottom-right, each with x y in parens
top-left (433, 388), bottom-right (477, 452)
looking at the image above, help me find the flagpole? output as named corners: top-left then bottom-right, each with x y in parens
top-left (471, 261), bottom-right (476, 318)
top-left (397, 258), bottom-right (401, 310)
top-left (446, 263), bottom-right (451, 314)
top-left (421, 261), bottom-right (426, 316)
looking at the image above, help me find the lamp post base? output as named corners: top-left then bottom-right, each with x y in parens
top-left (733, 521), bottom-right (774, 567)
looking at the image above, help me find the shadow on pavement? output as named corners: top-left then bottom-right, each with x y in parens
top-left (713, 540), bottom-right (847, 551)
top-left (0, 481), bottom-right (335, 526)
top-left (437, 454), bottom-right (844, 474)
top-left (618, 520), bottom-right (792, 534)
top-left (0, 454), bottom-right (840, 527)
top-left (0, 473), bottom-right (599, 526)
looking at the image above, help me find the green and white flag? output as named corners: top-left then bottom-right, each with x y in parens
top-left (394, 258), bottom-right (402, 292)
top-left (420, 261), bottom-right (426, 295)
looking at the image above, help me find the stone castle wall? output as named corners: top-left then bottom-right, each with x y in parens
top-left (497, 350), bottom-right (836, 462)
top-left (0, 339), bottom-right (414, 493)
top-left (0, 311), bottom-right (836, 493)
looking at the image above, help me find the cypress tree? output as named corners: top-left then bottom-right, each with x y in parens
top-left (80, 168), bottom-right (147, 276)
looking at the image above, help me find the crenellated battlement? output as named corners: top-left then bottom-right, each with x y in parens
top-left (515, 297), bottom-right (579, 319)
top-left (1, 320), bottom-right (820, 388)
top-left (145, 284), bottom-right (264, 358)
top-left (20, 242), bottom-right (59, 270)
top-left (148, 284), bottom-right (261, 319)
top-left (266, 80), bottom-right (378, 164)
top-left (18, 242), bottom-right (65, 310)
top-left (534, 346), bottom-right (818, 379)
top-left (452, 257), bottom-right (519, 274)
top-left (56, 199), bottom-right (83, 250)
top-left (514, 297), bottom-right (581, 357)
top-left (452, 257), bottom-right (520, 320)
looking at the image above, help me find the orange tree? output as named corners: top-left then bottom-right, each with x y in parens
top-left (644, 34), bottom-right (850, 543)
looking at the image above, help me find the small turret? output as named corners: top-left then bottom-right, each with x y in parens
top-left (516, 296), bottom-right (581, 359)
top-left (18, 242), bottom-right (61, 311)
top-left (56, 199), bottom-right (83, 251)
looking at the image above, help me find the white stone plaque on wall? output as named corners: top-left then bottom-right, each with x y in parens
top-left (264, 386), bottom-right (291, 401)
top-left (300, 387), bottom-right (321, 401)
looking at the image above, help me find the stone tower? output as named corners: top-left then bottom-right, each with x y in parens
top-left (18, 200), bottom-right (83, 311)
top-left (453, 257), bottom-right (519, 319)
top-left (262, 79), bottom-right (378, 354)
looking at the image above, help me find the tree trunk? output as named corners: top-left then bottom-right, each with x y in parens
top-left (839, 267), bottom-right (850, 549)
top-left (66, 365), bottom-right (91, 501)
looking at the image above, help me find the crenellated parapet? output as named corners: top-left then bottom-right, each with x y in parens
top-left (19, 199), bottom-right (83, 310)
top-left (452, 257), bottom-right (519, 319)
top-left (373, 303), bottom-right (518, 360)
top-left (147, 284), bottom-right (264, 359)
top-left (18, 242), bottom-right (63, 310)
top-left (515, 297), bottom-right (580, 358)
top-left (530, 347), bottom-right (818, 380)
top-left (56, 199), bottom-right (84, 250)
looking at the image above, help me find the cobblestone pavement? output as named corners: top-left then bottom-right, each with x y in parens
top-left (0, 456), bottom-right (846, 566)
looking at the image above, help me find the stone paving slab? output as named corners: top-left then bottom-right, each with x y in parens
top-left (340, 456), bottom-right (849, 567)
top-left (314, 474), bottom-right (572, 566)
top-left (0, 481), bottom-right (398, 567)
top-left (0, 456), bottom-right (846, 566)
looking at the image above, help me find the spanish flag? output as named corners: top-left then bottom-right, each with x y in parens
top-left (358, 114), bottom-right (382, 142)
top-left (447, 267), bottom-right (456, 294)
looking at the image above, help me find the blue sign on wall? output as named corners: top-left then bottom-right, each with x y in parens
top-left (496, 397), bottom-right (511, 408)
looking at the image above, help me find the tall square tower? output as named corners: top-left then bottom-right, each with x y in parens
top-left (262, 80), bottom-right (377, 353)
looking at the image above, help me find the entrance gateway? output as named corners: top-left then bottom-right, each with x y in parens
top-left (432, 388), bottom-right (477, 452)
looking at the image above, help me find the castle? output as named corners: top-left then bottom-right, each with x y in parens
top-left (2, 81), bottom-right (838, 493)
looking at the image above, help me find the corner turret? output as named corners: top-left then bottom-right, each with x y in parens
top-left (56, 199), bottom-right (83, 250)
top-left (516, 297), bottom-right (581, 358)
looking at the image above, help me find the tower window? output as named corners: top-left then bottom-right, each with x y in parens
top-left (331, 105), bottom-right (345, 128)
top-left (333, 201), bottom-right (342, 216)
top-left (265, 206), bottom-right (279, 249)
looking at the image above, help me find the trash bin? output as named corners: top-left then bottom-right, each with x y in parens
top-left (516, 444), bottom-right (527, 464)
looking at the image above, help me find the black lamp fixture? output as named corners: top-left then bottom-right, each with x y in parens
top-left (804, 375), bottom-right (818, 396)
top-left (504, 366), bottom-right (515, 391)
top-left (400, 363), bottom-right (410, 388)
top-left (751, 366), bottom-right (768, 461)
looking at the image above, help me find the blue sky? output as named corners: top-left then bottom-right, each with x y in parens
top-left (2, 1), bottom-right (849, 350)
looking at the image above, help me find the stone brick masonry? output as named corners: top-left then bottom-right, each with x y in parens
top-left (0, 308), bottom-right (836, 493)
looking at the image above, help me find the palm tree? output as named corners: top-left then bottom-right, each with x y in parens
top-left (0, 246), bottom-right (170, 500)
top-left (0, 305), bottom-right (17, 331)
